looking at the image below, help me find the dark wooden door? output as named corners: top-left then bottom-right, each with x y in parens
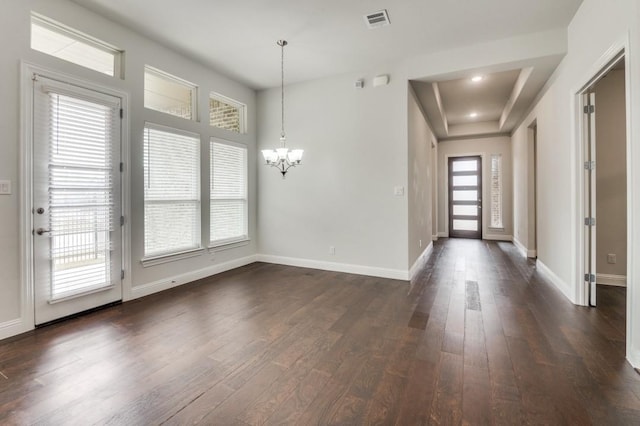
top-left (449, 156), bottom-right (482, 239)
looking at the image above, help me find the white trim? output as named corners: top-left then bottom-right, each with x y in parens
top-left (537, 259), bottom-right (575, 304)
top-left (131, 254), bottom-right (259, 300)
top-left (0, 319), bottom-right (28, 341)
top-left (484, 234), bottom-right (513, 242)
top-left (512, 237), bottom-right (536, 258)
top-left (410, 242), bottom-right (434, 280)
top-left (256, 255), bottom-right (409, 281)
top-left (432, 234), bottom-right (438, 241)
top-left (141, 248), bottom-right (204, 267)
top-left (596, 274), bottom-right (627, 287)
top-left (209, 92), bottom-right (247, 134)
top-left (438, 231), bottom-right (448, 238)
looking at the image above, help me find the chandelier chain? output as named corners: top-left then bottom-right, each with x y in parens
top-left (280, 41), bottom-right (285, 140)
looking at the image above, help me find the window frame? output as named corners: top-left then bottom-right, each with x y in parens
top-left (209, 138), bottom-right (249, 248)
top-left (30, 13), bottom-right (123, 78)
top-left (141, 122), bottom-right (202, 263)
top-left (490, 153), bottom-right (504, 229)
top-left (144, 65), bottom-right (198, 121)
top-left (209, 92), bottom-right (247, 134)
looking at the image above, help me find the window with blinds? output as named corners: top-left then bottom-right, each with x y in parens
top-left (31, 14), bottom-right (122, 77)
top-left (210, 139), bottom-right (248, 246)
top-left (490, 154), bottom-right (503, 228)
top-left (144, 124), bottom-right (201, 257)
top-left (47, 92), bottom-right (118, 300)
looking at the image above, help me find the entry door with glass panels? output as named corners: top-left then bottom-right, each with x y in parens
top-left (32, 75), bottom-right (122, 325)
top-left (449, 156), bottom-right (482, 239)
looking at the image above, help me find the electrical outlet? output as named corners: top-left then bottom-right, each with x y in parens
top-left (0, 180), bottom-right (11, 195)
top-left (607, 253), bottom-right (617, 264)
top-left (329, 246), bottom-right (335, 255)
top-left (419, 239), bottom-right (422, 248)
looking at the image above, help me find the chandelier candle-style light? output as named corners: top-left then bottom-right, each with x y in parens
top-left (262, 40), bottom-right (303, 177)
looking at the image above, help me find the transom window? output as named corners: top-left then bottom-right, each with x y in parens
top-left (209, 92), bottom-right (246, 133)
top-left (144, 66), bottom-right (197, 120)
top-left (30, 13), bottom-right (122, 77)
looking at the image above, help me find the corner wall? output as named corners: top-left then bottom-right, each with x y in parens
top-left (256, 68), bottom-right (410, 279)
top-left (408, 84), bottom-right (436, 273)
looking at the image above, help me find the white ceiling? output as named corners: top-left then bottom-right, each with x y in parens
top-left (71, 0), bottom-right (583, 90)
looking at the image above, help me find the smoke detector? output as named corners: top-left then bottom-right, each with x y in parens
top-left (364, 9), bottom-right (391, 29)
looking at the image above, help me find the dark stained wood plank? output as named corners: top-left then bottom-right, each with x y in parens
top-left (0, 239), bottom-right (638, 425)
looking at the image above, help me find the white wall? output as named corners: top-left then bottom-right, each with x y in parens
top-left (408, 84), bottom-right (435, 270)
top-left (0, 0), bottom-right (257, 338)
top-left (511, 0), bottom-right (640, 365)
top-left (437, 136), bottom-right (513, 240)
top-left (594, 69), bottom-right (627, 279)
top-left (257, 68), bottom-right (410, 278)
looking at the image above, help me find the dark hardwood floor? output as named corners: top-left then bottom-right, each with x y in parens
top-left (1, 239), bottom-right (638, 425)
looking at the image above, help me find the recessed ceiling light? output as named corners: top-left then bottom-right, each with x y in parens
top-left (471, 76), bottom-right (483, 82)
top-left (469, 112), bottom-right (478, 118)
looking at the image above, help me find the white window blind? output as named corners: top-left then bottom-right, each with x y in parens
top-left (210, 140), bottom-right (248, 245)
top-left (144, 124), bottom-right (201, 257)
top-left (31, 14), bottom-right (121, 77)
top-left (47, 92), bottom-right (117, 300)
top-left (490, 154), bottom-right (503, 228)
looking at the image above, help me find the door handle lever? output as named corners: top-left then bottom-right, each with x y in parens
top-left (36, 228), bottom-right (51, 235)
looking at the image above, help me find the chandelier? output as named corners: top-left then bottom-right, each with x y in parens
top-left (261, 40), bottom-right (303, 177)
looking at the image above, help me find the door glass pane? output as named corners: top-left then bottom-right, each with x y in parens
top-left (452, 175), bottom-right (478, 187)
top-left (452, 190), bottom-right (478, 201)
top-left (48, 93), bottom-right (114, 300)
top-left (453, 219), bottom-right (478, 231)
top-left (452, 160), bottom-right (477, 172)
top-left (453, 205), bottom-right (478, 216)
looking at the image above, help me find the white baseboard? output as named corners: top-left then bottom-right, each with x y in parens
top-left (484, 234), bottom-right (513, 242)
top-left (438, 231), bottom-right (448, 238)
top-left (0, 318), bottom-right (28, 341)
top-left (256, 254), bottom-right (409, 281)
top-left (410, 242), bottom-right (434, 280)
top-left (130, 254), bottom-right (259, 300)
top-left (432, 235), bottom-right (438, 241)
top-left (512, 238), bottom-right (537, 258)
top-left (596, 273), bottom-right (627, 287)
top-left (536, 259), bottom-right (575, 303)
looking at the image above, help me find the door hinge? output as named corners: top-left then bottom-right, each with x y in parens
top-left (584, 273), bottom-right (596, 283)
top-left (584, 161), bottom-right (595, 170)
top-left (584, 105), bottom-right (595, 114)
top-left (584, 217), bottom-right (596, 226)
top-left (121, 270), bottom-right (125, 280)
top-left (120, 216), bottom-right (125, 226)
top-left (119, 108), bottom-right (124, 119)
top-left (119, 162), bottom-right (124, 172)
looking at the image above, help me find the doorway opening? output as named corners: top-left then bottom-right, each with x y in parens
top-left (580, 54), bottom-right (627, 309)
top-left (448, 155), bottom-right (482, 239)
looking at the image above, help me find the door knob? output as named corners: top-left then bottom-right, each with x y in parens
top-left (36, 228), bottom-right (51, 235)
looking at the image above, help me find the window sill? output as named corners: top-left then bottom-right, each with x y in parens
top-left (208, 238), bottom-right (250, 252)
top-left (488, 227), bottom-right (505, 231)
top-left (141, 247), bottom-right (204, 267)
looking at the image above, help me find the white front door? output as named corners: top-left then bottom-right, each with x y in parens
top-left (32, 74), bottom-right (123, 325)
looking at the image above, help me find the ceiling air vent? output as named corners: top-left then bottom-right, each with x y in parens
top-left (364, 9), bottom-right (390, 29)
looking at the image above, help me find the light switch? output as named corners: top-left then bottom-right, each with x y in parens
top-left (0, 180), bottom-right (11, 195)
top-left (394, 186), bottom-right (404, 196)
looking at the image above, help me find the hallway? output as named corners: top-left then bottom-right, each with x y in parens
top-left (0, 239), bottom-right (637, 424)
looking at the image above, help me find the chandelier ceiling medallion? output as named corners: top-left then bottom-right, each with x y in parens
top-left (261, 40), bottom-right (303, 178)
